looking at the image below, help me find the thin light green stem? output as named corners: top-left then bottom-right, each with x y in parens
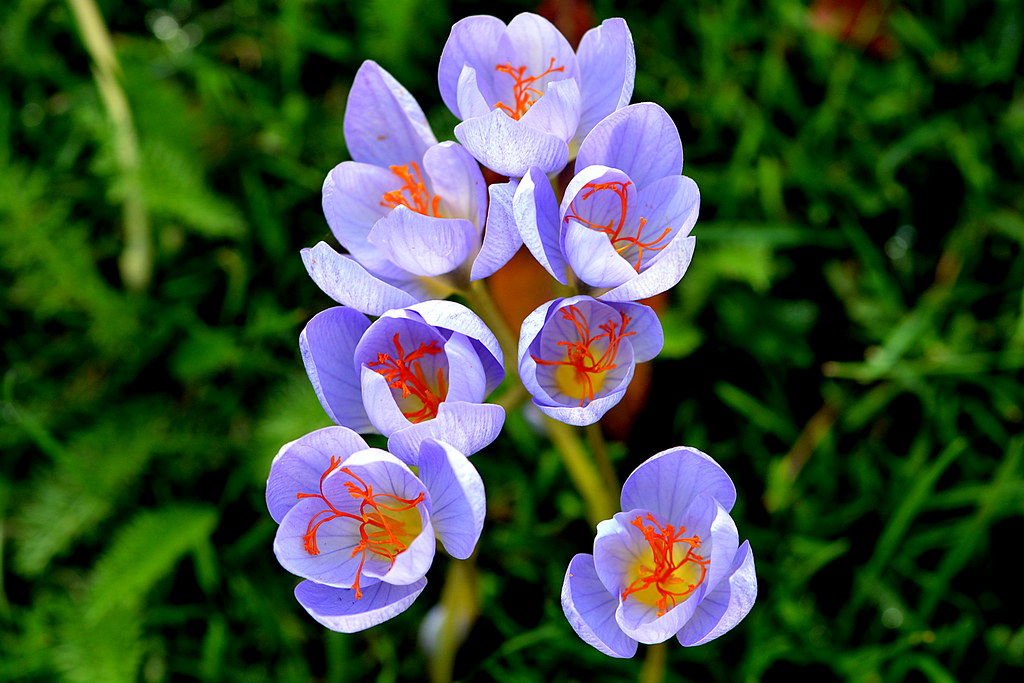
top-left (67, 0), bottom-right (151, 291)
top-left (464, 278), bottom-right (519, 383)
top-left (545, 417), bottom-right (617, 525)
top-left (639, 642), bottom-right (667, 683)
top-left (586, 423), bottom-right (620, 493)
top-left (427, 555), bottom-right (479, 683)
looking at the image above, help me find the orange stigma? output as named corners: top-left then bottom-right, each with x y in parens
top-left (380, 162), bottom-right (442, 217)
top-left (494, 57), bottom-right (565, 120)
top-left (296, 458), bottom-right (425, 599)
top-left (564, 181), bottom-right (673, 271)
top-left (366, 333), bottom-right (447, 422)
top-left (620, 513), bottom-right (709, 617)
top-left (532, 305), bottom-right (634, 405)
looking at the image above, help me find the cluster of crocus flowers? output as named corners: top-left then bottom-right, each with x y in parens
top-left (561, 448), bottom-right (757, 656)
top-left (268, 9), bottom-right (757, 650)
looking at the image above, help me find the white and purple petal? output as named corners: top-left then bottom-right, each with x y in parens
top-left (562, 553), bottom-right (638, 659)
top-left (344, 61), bottom-right (436, 168)
top-left (620, 446), bottom-right (738, 519)
top-left (471, 179), bottom-right (523, 281)
top-left (599, 235), bottom-right (695, 303)
top-left (439, 15), bottom-right (506, 117)
top-left (301, 242), bottom-right (426, 316)
top-left (455, 108), bottom-right (570, 178)
top-left (387, 401), bottom-right (505, 465)
top-left (575, 103), bottom-right (683, 190)
top-left (417, 439), bottom-right (486, 560)
top-left (514, 167), bottom-right (568, 284)
top-left (368, 207), bottom-right (478, 278)
top-left (294, 577), bottom-right (427, 633)
top-left (423, 141), bottom-right (487, 228)
top-left (299, 307), bottom-right (374, 432)
top-left (575, 18), bottom-right (635, 146)
top-left (676, 541), bottom-right (757, 647)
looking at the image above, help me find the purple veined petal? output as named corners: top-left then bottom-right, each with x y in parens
top-left (400, 299), bottom-right (505, 393)
top-left (322, 161), bottom-right (406, 279)
top-left (592, 510), bottom-right (650, 600)
top-left (301, 242), bottom-right (425, 316)
top-left (438, 15), bottom-right (506, 117)
top-left (295, 577), bottom-right (427, 633)
top-left (344, 60), bottom-right (436, 168)
top-left (471, 179), bottom-right (523, 281)
top-left (562, 220), bottom-right (638, 288)
top-left (455, 108), bottom-right (569, 178)
top-left (613, 497), bottom-right (717, 644)
top-left (620, 446), bottom-right (738, 521)
top-left (417, 439), bottom-right (486, 560)
top-left (456, 65), bottom-right (492, 121)
top-left (266, 426), bottom-right (370, 523)
top-left (493, 13), bottom-right (579, 96)
top-left (562, 553), bottom-right (639, 658)
top-left (299, 307), bottom-right (374, 433)
top-left (514, 168), bottom-right (568, 284)
top-left (359, 367), bottom-right (414, 437)
top-left (387, 401), bottom-right (505, 464)
top-left (635, 175), bottom-right (700, 256)
top-left (575, 18), bottom-right (635, 146)
top-left (533, 379), bottom-right (631, 427)
top-left (599, 234), bottom-right (695, 303)
top-left (516, 298), bottom-right (561, 368)
top-left (575, 103), bottom-right (683, 190)
top-left (676, 540), bottom-right (757, 647)
top-left (368, 206), bottom-right (478, 278)
top-left (608, 301), bottom-right (663, 363)
top-left (442, 332), bottom-right (489, 404)
top-left (423, 141), bottom-right (487, 228)
top-left (703, 495), bottom-right (740, 595)
top-left (275, 496), bottom-right (382, 588)
top-left (519, 78), bottom-right (582, 144)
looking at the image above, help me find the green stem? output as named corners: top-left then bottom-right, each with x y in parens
top-left (545, 417), bottom-right (617, 525)
top-left (463, 278), bottom-right (519, 383)
top-left (638, 642), bottom-right (667, 683)
top-left (586, 423), bottom-right (620, 493)
top-left (427, 556), bottom-right (479, 683)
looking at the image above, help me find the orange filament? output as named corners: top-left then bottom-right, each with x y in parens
top-left (380, 162), bottom-right (442, 217)
top-left (620, 513), bottom-right (709, 617)
top-left (532, 305), bottom-right (635, 406)
top-left (366, 333), bottom-right (447, 422)
top-left (296, 457), bottom-right (425, 599)
top-left (564, 181), bottom-right (673, 271)
top-left (494, 57), bottom-right (565, 120)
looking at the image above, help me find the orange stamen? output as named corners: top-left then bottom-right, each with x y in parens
top-left (380, 162), bottom-right (442, 217)
top-left (366, 333), bottom-right (447, 422)
top-left (564, 181), bottom-right (673, 271)
top-left (531, 305), bottom-right (635, 406)
top-left (620, 513), bottom-right (709, 617)
top-left (494, 57), bottom-right (565, 120)
top-left (296, 459), bottom-right (425, 600)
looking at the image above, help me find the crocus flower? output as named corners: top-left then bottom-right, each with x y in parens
top-left (300, 300), bottom-right (505, 464)
top-left (515, 103), bottom-right (698, 302)
top-left (561, 447), bottom-right (757, 657)
top-left (518, 295), bottom-right (662, 426)
top-left (267, 426), bottom-right (486, 632)
top-left (438, 13), bottom-right (634, 178)
top-left (305, 60), bottom-right (521, 316)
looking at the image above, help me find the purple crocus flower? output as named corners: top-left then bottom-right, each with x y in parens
top-left (267, 426), bottom-right (486, 632)
top-left (562, 447), bottom-right (756, 657)
top-left (300, 300), bottom-right (505, 464)
top-left (438, 13), bottom-right (634, 178)
top-left (305, 60), bottom-right (521, 316)
top-left (517, 295), bottom-right (662, 426)
top-left (515, 103), bottom-right (698, 302)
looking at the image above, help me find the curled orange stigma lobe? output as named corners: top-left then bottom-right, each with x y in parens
top-left (620, 513), bottom-right (709, 617)
top-left (367, 332), bottom-right (447, 422)
top-left (380, 162), bottom-right (441, 217)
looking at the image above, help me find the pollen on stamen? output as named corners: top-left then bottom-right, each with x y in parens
top-left (564, 181), bottom-right (674, 272)
top-left (532, 305), bottom-right (635, 406)
top-left (366, 332), bottom-right (448, 422)
top-left (494, 57), bottom-right (565, 120)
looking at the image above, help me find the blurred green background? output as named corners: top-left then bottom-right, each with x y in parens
top-left (2, 0), bottom-right (1022, 680)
